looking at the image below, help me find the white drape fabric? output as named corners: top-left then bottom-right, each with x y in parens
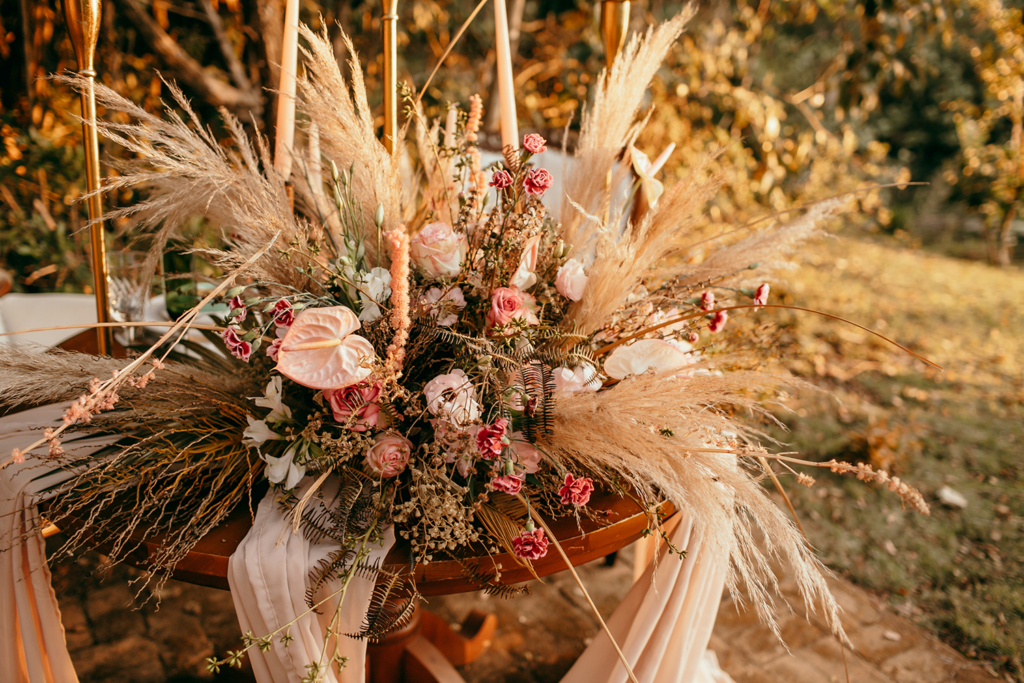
top-left (1, 405), bottom-right (731, 683)
top-left (228, 482), bottom-right (396, 683)
top-left (0, 403), bottom-right (118, 683)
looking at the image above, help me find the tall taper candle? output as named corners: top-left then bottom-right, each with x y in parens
top-left (64, 0), bottom-right (110, 355)
top-left (493, 0), bottom-right (518, 151)
top-left (274, 0), bottom-right (299, 179)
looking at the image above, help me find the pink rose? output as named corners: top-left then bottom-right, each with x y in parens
top-left (708, 310), bottom-right (728, 333)
top-left (555, 258), bottom-right (588, 301)
top-left (754, 283), bottom-right (770, 309)
top-left (365, 433), bottom-right (412, 478)
top-left (222, 326), bottom-right (252, 362)
top-left (272, 299), bottom-right (294, 327)
top-left (325, 382), bottom-right (382, 432)
top-left (489, 169), bottom-right (514, 189)
top-left (410, 222), bottom-right (468, 279)
top-left (490, 473), bottom-right (525, 494)
top-left (522, 133), bottom-right (547, 154)
top-left (512, 527), bottom-right (549, 560)
top-left (476, 418), bottom-right (509, 459)
top-left (523, 168), bottom-right (553, 196)
top-left (558, 473), bottom-right (594, 506)
top-left (700, 290), bottom-right (715, 311)
top-left (485, 287), bottom-right (539, 333)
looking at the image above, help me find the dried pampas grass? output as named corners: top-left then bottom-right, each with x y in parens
top-left (297, 25), bottom-right (403, 257)
top-left (0, 346), bottom-right (128, 410)
top-left (559, 9), bottom-right (693, 254)
top-left (540, 369), bottom-right (847, 643)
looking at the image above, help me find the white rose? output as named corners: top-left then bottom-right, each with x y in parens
top-left (410, 222), bottom-right (468, 279)
top-left (423, 369), bottom-right (481, 426)
top-left (555, 258), bottom-right (588, 301)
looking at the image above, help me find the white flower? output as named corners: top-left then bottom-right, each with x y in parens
top-left (552, 364), bottom-right (601, 394)
top-left (243, 416), bottom-right (281, 447)
top-left (423, 369), bottom-right (481, 426)
top-left (421, 286), bottom-right (467, 327)
top-left (604, 339), bottom-right (695, 380)
top-left (253, 376), bottom-right (292, 423)
top-left (555, 259), bottom-right (588, 301)
top-left (357, 267), bottom-right (392, 323)
top-left (265, 441), bottom-right (307, 489)
top-left (509, 235), bottom-right (540, 290)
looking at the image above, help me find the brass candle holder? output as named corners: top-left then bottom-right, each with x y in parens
top-left (381, 0), bottom-right (399, 155)
top-left (600, 0), bottom-right (630, 68)
top-left (63, 0), bottom-right (111, 355)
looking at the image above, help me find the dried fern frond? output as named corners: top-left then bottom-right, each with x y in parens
top-left (540, 369), bottom-right (847, 644)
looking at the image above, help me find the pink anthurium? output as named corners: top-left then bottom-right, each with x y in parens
top-left (275, 306), bottom-right (375, 390)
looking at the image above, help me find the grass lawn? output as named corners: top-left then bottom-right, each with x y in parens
top-left (760, 235), bottom-right (1023, 678)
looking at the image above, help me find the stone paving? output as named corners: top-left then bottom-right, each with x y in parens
top-left (47, 536), bottom-right (1004, 683)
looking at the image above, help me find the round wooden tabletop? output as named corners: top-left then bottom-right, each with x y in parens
top-left (40, 329), bottom-right (674, 594)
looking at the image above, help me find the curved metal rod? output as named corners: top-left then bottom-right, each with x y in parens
top-left (600, 0), bottom-right (630, 69)
top-left (382, 0), bottom-right (399, 155)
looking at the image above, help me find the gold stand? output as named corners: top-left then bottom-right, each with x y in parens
top-left (600, 0), bottom-right (630, 68)
top-left (63, 0), bottom-right (110, 355)
top-left (381, 0), bottom-right (399, 155)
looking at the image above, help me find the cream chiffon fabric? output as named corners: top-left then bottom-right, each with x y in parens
top-left (1, 405), bottom-right (732, 683)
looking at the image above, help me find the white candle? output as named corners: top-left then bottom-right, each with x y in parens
top-left (493, 0), bottom-right (518, 151)
top-left (274, 0), bottom-right (299, 180)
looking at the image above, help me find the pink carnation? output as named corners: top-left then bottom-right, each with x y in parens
top-left (267, 337), bottom-right (283, 361)
top-left (272, 299), bottom-right (294, 328)
top-left (489, 169), bottom-right (514, 189)
top-left (490, 473), bottom-right (525, 494)
top-left (523, 168), bottom-right (553, 196)
top-left (558, 473), bottom-right (594, 506)
top-left (700, 290), bottom-right (715, 311)
top-left (708, 310), bottom-right (728, 333)
top-left (476, 418), bottom-right (508, 459)
top-left (325, 382), bottom-right (382, 432)
top-left (686, 331), bottom-right (699, 344)
top-left (512, 528), bottom-right (549, 560)
top-left (222, 326), bottom-right (252, 362)
top-left (754, 283), bottom-right (770, 309)
top-left (228, 295), bottom-right (247, 322)
top-left (522, 133), bottom-right (547, 154)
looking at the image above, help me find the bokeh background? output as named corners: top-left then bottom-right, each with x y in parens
top-left (1, 0), bottom-right (1021, 678)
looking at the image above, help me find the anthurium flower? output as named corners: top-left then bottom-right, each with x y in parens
top-left (510, 235), bottom-right (541, 290)
top-left (603, 338), bottom-right (694, 380)
top-left (275, 306), bottom-right (375, 390)
top-left (629, 143), bottom-right (675, 207)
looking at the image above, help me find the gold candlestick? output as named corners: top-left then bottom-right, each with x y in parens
top-left (381, 0), bottom-right (399, 155)
top-left (64, 0), bottom-right (110, 355)
top-left (600, 0), bottom-right (630, 69)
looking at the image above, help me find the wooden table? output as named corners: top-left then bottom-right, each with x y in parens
top-left (39, 329), bottom-right (675, 682)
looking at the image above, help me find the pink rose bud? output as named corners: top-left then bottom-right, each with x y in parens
top-left (489, 169), bottom-right (514, 189)
top-left (708, 310), bottom-right (728, 333)
top-left (476, 418), bottom-right (509, 459)
top-left (325, 382), bottom-right (382, 432)
top-left (754, 283), bottom-right (770, 309)
top-left (512, 527), bottom-right (549, 560)
top-left (700, 290), bottom-right (715, 311)
top-left (523, 168), bottom-right (553, 196)
top-left (490, 473), bottom-right (525, 494)
top-left (522, 133), bottom-right (547, 154)
top-left (558, 473), bottom-right (594, 506)
top-left (272, 299), bottom-right (294, 327)
top-left (365, 433), bottom-right (412, 478)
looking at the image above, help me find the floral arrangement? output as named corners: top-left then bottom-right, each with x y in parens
top-left (0, 12), bottom-right (932, 678)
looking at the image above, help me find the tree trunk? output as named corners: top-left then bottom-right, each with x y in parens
top-left (997, 199), bottom-right (1018, 268)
